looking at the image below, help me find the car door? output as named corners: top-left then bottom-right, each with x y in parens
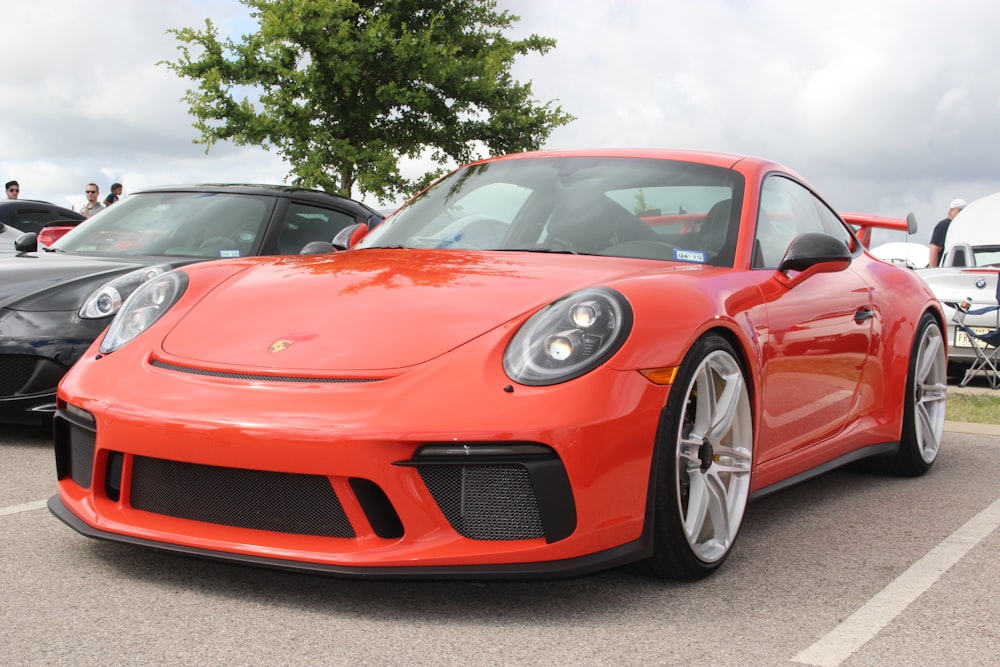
top-left (753, 175), bottom-right (873, 461)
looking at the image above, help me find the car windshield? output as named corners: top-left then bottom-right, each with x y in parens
top-left (358, 157), bottom-right (743, 266)
top-left (51, 192), bottom-right (274, 258)
top-left (972, 246), bottom-right (1000, 267)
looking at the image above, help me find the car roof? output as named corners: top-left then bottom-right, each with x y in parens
top-left (475, 147), bottom-right (756, 169)
top-left (451, 148), bottom-right (802, 187)
top-left (0, 198), bottom-right (77, 210)
top-left (131, 183), bottom-right (381, 214)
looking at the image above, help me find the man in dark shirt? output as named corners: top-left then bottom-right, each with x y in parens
top-left (928, 198), bottom-right (966, 267)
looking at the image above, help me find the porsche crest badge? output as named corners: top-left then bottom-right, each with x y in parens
top-left (268, 339), bottom-right (294, 354)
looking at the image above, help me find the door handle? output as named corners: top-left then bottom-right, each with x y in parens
top-left (854, 308), bottom-right (874, 323)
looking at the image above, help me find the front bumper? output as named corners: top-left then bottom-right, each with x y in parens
top-left (47, 493), bottom-right (650, 580)
top-left (52, 349), bottom-right (670, 577)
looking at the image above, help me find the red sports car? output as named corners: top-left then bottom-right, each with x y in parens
top-left (49, 149), bottom-right (948, 580)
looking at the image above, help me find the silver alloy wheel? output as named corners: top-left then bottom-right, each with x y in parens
top-left (675, 349), bottom-right (753, 563)
top-left (912, 321), bottom-right (947, 463)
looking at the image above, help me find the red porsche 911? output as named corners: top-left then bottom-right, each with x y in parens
top-left (49, 149), bottom-right (948, 580)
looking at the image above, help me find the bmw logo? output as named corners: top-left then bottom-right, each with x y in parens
top-left (976, 277), bottom-right (987, 289)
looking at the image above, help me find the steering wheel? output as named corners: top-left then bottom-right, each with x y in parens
top-left (200, 236), bottom-right (236, 246)
top-left (598, 239), bottom-right (680, 260)
top-left (445, 216), bottom-right (509, 249)
top-left (199, 236), bottom-right (238, 253)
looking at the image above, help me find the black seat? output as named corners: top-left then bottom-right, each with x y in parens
top-left (278, 215), bottom-right (337, 254)
top-left (545, 194), bottom-right (657, 253)
top-left (698, 199), bottom-right (735, 265)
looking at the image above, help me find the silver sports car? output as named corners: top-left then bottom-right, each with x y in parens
top-left (917, 193), bottom-right (1000, 374)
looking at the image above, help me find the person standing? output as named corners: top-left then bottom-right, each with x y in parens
top-left (104, 182), bottom-right (123, 206)
top-left (927, 198), bottom-right (967, 267)
top-left (81, 183), bottom-right (106, 218)
top-left (5, 180), bottom-right (18, 199)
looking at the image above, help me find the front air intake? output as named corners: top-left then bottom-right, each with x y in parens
top-left (130, 456), bottom-right (355, 538)
top-left (418, 464), bottom-right (545, 541)
top-left (400, 442), bottom-right (577, 543)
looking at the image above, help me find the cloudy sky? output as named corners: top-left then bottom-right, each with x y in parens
top-left (3, 0), bottom-right (998, 246)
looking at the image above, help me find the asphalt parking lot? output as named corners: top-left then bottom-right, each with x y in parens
top-left (2, 402), bottom-right (999, 666)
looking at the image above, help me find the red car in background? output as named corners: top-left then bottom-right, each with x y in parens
top-left (37, 221), bottom-right (82, 246)
top-left (50, 149), bottom-right (947, 580)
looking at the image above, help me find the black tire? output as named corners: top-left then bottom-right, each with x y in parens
top-left (879, 313), bottom-right (947, 476)
top-left (633, 334), bottom-right (753, 580)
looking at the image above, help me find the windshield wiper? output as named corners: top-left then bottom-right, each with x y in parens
top-left (495, 247), bottom-right (581, 255)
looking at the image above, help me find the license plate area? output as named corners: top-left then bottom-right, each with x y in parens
top-left (956, 326), bottom-right (991, 347)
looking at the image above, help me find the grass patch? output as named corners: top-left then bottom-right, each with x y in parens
top-left (947, 392), bottom-right (1000, 424)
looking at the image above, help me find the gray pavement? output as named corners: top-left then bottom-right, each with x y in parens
top-left (1, 382), bottom-right (998, 666)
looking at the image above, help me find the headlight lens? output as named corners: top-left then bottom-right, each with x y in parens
top-left (504, 288), bottom-right (633, 385)
top-left (98, 270), bottom-right (187, 354)
top-left (80, 264), bottom-right (173, 319)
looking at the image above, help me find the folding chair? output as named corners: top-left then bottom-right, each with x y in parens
top-left (951, 297), bottom-right (1000, 389)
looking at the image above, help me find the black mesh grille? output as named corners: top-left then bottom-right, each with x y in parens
top-left (130, 456), bottom-right (354, 537)
top-left (0, 355), bottom-right (36, 396)
top-left (418, 465), bottom-right (544, 540)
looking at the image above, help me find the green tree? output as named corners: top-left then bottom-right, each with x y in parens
top-left (161, 0), bottom-right (574, 202)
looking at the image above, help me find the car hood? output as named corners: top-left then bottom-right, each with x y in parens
top-left (163, 250), bottom-right (696, 371)
top-left (0, 252), bottom-right (184, 311)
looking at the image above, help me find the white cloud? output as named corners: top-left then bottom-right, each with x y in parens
top-left (3, 0), bottom-right (1000, 240)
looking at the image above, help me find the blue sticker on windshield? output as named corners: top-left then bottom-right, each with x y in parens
top-left (219, 249), bottom-right (241, 258)
top-left (674, 249), bottom-right (706, 263)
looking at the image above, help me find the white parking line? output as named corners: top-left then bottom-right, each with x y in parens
top-left (0, 499), bottom-right (48, 516)
top-left (792, 496), bottom-right (1000, 666)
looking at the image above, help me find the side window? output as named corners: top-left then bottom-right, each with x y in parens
top-left (14, 209), bottom-right (68, 234)
top-left (813, 200), bottom-right (854, 248)
top-left (753, 176), bottom-right (851, 268)
top-left (277, 203), bottom-right (357, 254)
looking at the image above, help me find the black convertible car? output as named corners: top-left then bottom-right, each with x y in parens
top-left (0, 199), bottom-right (85, 233)
top-left (1, 184), bottom-right (383, 425)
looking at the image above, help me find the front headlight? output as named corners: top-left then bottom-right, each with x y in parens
top-left (504, 288), bottom-right (633, 386)
top-left (80, 264), bottom-right (173, 319)
top-left (98, 270), bottom-right (188, 354)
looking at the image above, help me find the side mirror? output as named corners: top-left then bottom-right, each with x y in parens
top-left (906, 212), bottom-right (918, 235)
top-left (777, 233), bottom-right (851, 274)
top-left (14, 232), bottom-right (39, 253)
top-left (331, 222), bottom-right (368, 251)
top-left (299, 241), bottom-right (335, 255)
